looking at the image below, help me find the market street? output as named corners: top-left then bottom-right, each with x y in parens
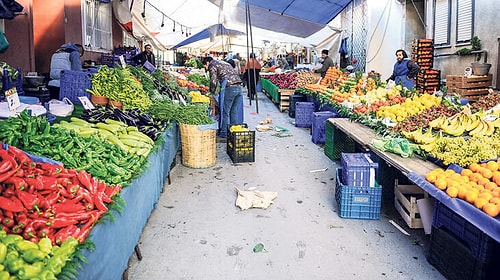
top-left (125, 89), bottom-right (445, 280)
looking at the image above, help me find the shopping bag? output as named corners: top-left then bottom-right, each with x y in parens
top-left (48, 98), bottom-right (74, 117)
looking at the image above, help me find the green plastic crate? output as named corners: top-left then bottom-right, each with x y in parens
top-left (324, 121), bottom-right (355, 160)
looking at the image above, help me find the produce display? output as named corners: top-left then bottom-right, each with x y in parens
top-left (0, 62), bottom-right (222, 279)
top-left (425, 163), bottom-right (500, 217)
top-left (86, 66), bottom-right (153, 111)
top-left (0, 111), bottom-right (146, 186)
top-left (266, 72), bottom-right (298, 89)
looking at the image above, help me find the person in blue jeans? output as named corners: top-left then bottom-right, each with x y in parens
top-left (203, 56), bottom-right (243, 142)
top-left (386, 49), bottom-right (420, 90)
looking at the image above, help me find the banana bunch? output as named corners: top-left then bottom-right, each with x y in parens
top-left (54, 117), bottom-right (154, 157)
top-left (401, 128), bottom-right (437, 153)
top-left (433, 112), bottom-right (495, 137)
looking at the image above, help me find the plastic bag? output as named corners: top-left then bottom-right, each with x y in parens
top-left (372, 137), bottom-right (419, 158)
top-left (48, 98), bottom-right (74, 117)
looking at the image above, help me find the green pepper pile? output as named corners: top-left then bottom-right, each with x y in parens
top-left (0, 231), bottom-right (81, 280)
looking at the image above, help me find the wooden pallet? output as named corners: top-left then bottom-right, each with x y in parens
top-left (394, 179), bottom-right (428, 229)
top-left (446, 74), bottom-right (492, 88)
top-left (279, 89), bottom-right (295, 112)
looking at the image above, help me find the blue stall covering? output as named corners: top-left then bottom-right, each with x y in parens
top-left (171, 23), bottom-right (245, 50)
top-left (76, 124), bottom-right (180, 279)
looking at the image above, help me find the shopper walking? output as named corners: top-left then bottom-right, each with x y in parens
top-left (244, 53), bottom-right (262, 100)
top-left (133, 44), bottom-right (156, 67)
top-left (203, 56), bottom-right (243, 142)
top-left (314, 49), bottom-right (335, 78)
top-left (48, 43), bottom-right (84, 100)
top-left (386, 49), bottom-right (420, 90)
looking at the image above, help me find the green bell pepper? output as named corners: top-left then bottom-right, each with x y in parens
top-left (21, 248), bottom-right (47, 263)
top-left (17, 261), bottom-right (43, 280)
top-left (0, 271), bottom-right (10, 280)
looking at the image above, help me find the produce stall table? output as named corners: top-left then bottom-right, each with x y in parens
top-left (329, 118), bottom-right (438, 176)
top-left (76, 123), bottom-right (180, 280)
top-left (329, 117), bottom-right (500, 245)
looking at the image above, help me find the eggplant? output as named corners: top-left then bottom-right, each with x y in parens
top-left (137, 114), bottom-right (154, 126)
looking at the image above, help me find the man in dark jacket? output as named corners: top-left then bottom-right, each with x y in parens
top-left (314, 49), bottom-right (335, 78)
top-left (133, 44), bottom-right (155, 67)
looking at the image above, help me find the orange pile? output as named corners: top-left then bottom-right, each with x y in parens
top-left (425, 159), bottom-right (500, 218)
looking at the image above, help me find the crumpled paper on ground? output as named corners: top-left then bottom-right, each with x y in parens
top-left (235, 188), bottom-right (278, 210)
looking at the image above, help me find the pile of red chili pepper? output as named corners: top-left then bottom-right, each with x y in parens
top-left (0, 145), bottom-right (122, 246)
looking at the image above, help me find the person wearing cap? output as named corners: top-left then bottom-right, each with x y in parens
top-left (386, 49), bottom-right (420, 90)
top-left (314, 49), bottom-right (335, 78)
top-left (203, 56), bottom-right (243, 142)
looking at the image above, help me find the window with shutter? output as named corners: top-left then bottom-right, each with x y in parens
top-left (83, 0), bottom-right (113, 51)
top-left (434, 0), bottom-right (451, 46)
top-left (456, 0), bottom-right (474, 43)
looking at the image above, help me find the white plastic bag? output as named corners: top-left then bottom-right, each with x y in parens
top-left (48, 98), bottom-right (74, 117)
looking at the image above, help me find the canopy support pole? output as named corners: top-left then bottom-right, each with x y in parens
top-left (245, 0), bottom-right (258, 113)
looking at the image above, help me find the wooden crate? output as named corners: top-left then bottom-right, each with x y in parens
top-left (394, 179), bottom-right (427, 229)
top-left (448, 87), bottom-right (490, 98)
top-left (446, 74), bottom-right (492, 89)
top-left (279, 89), bottom-right (295, 112)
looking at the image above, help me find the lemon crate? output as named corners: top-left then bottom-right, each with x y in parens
top-left (59, 69), bottom-right (93, 104)
top-left (335, 168), bottom-right (382, 220)
top-left (432, 201), bottom-right (500, 263)
top-left (227, 124), bottom-right (255, 163)
top-left (427, 225), bottom-right (500, 280)
top-left (324, 120), bottom-right (355, 160)
top-left (341, 153), bottom-right (378, 187)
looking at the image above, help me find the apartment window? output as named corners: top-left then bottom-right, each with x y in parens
top-left (433, 0), bottom-right (450, 46)
top-left (456, 0), bottom-right (473, 43)
top-left (83, 0), bottom-right (113, 51)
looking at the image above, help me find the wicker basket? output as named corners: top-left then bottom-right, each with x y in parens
top-left (179, 123), bottom-right (216, 168)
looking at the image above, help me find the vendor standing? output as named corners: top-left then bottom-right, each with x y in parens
top-left (386, 49), bottom-right (420, 90)
top-left (314, 49), bottom-right (335, 78)
top-left (203, 56), bottom-right (243, 142)
top-left (133, 44), bottom-right (156, 67)
top-left (48, 43), bottom-right (84, 100)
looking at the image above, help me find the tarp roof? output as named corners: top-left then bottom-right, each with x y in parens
top-left (235, 0), bottom-right (352, 37)
top-left (137, 0), bottom-right (351, 50)
top-left (170, 24), bottom-right (245, 50)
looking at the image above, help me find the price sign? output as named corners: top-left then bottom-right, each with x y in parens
top-left (119, 55), bottom-right (126, 69)
top-left (5, 88), bottom-right (20, 112)
top-left (78, 96), bottom-right (95, 110)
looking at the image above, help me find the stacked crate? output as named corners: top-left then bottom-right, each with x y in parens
top-left (411, 38), bottom-right (434, 70)
top-left (412, 39), bottom-right (440, 94)
top-left (446, 74), bottom-right (493, 101)
top-left (416, 69), bottom-right (441, 94)
top-left (335, 153), bottom-right (381, 220)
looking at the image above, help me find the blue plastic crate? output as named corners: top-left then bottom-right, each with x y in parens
top-left (432, 201), bottom-right (500, 263)
top-left (295, 101), bottom-right (315, 128)
top-left (335, 168), bottom-right (382, 220)
top-left (341, 153), bottom-right (378, 187)
top-left (59, 70), bottom-right (93, 105)
top-left (311, 111), bottom-right (337, 144)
